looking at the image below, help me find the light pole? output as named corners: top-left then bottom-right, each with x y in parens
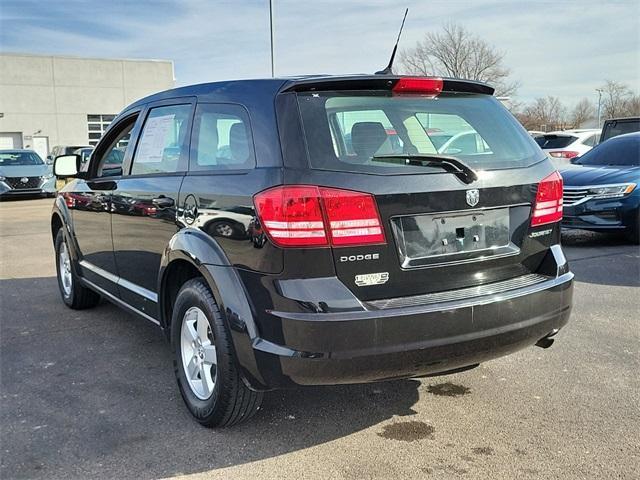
top-left (269, 0), bottom-right (275, 78)
top-left (596, 88), bottom-right (603, 128)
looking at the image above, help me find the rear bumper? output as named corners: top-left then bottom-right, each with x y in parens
top-left (249, 271), bottom-right (573, 388)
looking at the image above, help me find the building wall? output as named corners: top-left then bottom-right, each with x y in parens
top-left (0, 53), bottom-right (174, 157)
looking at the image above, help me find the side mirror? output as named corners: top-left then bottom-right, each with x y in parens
top-left (570, 156), bottom-right (580, 164)
top-left (54, 154), bottom-right (83, 178)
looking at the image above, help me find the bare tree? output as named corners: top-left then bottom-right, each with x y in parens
top-left (399, 23), bottom-right (518, 97)
top-left (570, 98), bottom-right (596, 128)
top-left (625, 95), bottom-right (640, 117)
top-left (599, 80), bottom-right (634, 119)
top-left (514, 96), bottom-right (566, 131)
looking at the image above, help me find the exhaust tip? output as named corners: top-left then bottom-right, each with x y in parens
top-left (535, 336), bottom-right (555, 349)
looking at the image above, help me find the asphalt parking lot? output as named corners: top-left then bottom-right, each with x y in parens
top-left (1, 198), bottom-right (638, 480)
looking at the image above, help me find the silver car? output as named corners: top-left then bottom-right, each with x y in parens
top-left (0, 150), bottom-right (56, 198)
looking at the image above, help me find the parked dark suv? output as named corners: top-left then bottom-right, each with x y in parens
top-left (51, 76), bottom-right (574, 427)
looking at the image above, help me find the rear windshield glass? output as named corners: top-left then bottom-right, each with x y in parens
top-left (296, 91), bottom-right (543, 174)
top-left (534, 135), bottom-right (577, 149)
top-left (576, 135), bottom-right (640, 166)
top-left (0, 151), bottom-right (43, 166)
top-left (601, 119), bottom-right (640, 142)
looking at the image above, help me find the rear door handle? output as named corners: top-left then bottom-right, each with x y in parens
top-left (152, 196), bottom-right (175, 208)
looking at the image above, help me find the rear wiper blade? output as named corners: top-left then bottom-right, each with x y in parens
top-left (371, 154), bottom-right (478, 184)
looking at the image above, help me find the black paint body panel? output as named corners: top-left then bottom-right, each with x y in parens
top-left (51, 76), bottom-right (574, 391)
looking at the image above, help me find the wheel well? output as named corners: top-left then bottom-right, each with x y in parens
top-left (51, 214), bottom-right (63, 243)
top-left (161, 259), bottom-right (203, 332)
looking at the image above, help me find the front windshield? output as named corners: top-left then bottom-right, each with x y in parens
top-left (0, 151), bottom-right (44, 166)
top-left (576, 135), bottom-right (640, 166)
top-left (296, 91), bottom-right (543, 174)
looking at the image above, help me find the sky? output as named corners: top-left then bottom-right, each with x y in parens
top-left (1, 0), bottom-right (638, 106)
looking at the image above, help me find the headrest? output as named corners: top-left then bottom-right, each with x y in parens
top-left (351, 122), bottom-right (388, 158)
top-left (229, 123), bottom-right (250, 164)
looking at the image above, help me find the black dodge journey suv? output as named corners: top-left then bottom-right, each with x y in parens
top-left (52, 75), bottom-right (573, 427)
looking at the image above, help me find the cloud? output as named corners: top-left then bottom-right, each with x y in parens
top-left (1, 0), bottom-right (638, 105)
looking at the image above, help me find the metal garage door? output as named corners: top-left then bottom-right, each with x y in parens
top-left (0, 132), bottom-right (23, 149)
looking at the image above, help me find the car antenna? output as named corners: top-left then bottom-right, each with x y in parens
top-left (375, 8), bottom-right (409, 75)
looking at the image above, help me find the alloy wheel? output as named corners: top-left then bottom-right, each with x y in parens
top-left (180, 306), bottom-right (217, 400)
top-left (59, 241), bottom-right (73, 297)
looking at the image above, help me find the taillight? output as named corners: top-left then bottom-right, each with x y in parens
top-left (392, 77), bottom-right (443, 96)
top-left (254, 186), bottom-right (386, 248)
top-left (319, 187), bottom-right (385, 246)
top-left (531, 171), bottom-right (563, 226)
top-left (253, 186), bottom-right (327, 247)
top-left (549, 151), bottom-right (579, 159)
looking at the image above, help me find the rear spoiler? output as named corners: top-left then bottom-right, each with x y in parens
top-left (279, 75), bottom-right (495, 96)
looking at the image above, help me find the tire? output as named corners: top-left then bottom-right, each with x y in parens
top-left (207, 220), bottom-right (242, 239)
top-left (625, 225), bottom-right (640, 244)
top-left (624, 210), bottom-right (640, 244)
top-left (54, 228), bottom-right (101, 309)
top-left (171, 277), bottom-right (263, 427)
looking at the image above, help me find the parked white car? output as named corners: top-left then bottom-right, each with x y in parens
top-left (437, 130), bottom-right (492, 155)
top-left (534, 129), bottom-right (600, 164)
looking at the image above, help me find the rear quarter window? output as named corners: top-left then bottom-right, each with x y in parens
top-left (296, 91), bottom-right (543, 174)
top-left (582, 134), bottom-right (599, 147)
top-left (190, 103), bottom-right (255, 171)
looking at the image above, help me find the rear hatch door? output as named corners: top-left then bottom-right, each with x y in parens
top-left (286, 77), bottom-right (560, 302)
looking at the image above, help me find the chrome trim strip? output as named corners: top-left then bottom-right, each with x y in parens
top-left (79, 260), bottom-right (158, 303)
top-left (367, 273), bottom-right (548, 309)
top-left (563, 183), bottom-right (636, 207)
top-left (389, 203), bottom-right (530, 219)
top-left (399, 245), bottom-right (521, 270)
top-left (118, 277), bottom-right (158, 303)
top-left (79, 260), bottom-right (119, 283)
top-left (564, 183), bottom-right (635, 190)
top-left (269, 272), bottom-right (574, 321)
top-left (81, 278), bottom-right (161, 326)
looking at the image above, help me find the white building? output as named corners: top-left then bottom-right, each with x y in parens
top-left (0, 53), bottom-right (175, 159)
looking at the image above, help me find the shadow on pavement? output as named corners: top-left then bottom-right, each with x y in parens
top-left (0, 194), bottom-right (55, 202)
top-left (561, 230), bottom-right (639, 288)
top-left (1, 277), bottom-right (420, 480)
top-left (561, 229), bottom-right (634, 249)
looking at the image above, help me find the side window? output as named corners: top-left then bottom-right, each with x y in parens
top-left (130, 104), bottom-right (191, 176)
top-left (416, 113), bottom-right (492, 155)
top-left (583, 134), bottom-right (599, 147)
top-left (190, 103), bottom-right (255, 171)
top-left (93, 117), bottom-right (136, 178)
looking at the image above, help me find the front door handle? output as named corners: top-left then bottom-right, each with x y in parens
top-left (152, 196), bottom-right (175, 208)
